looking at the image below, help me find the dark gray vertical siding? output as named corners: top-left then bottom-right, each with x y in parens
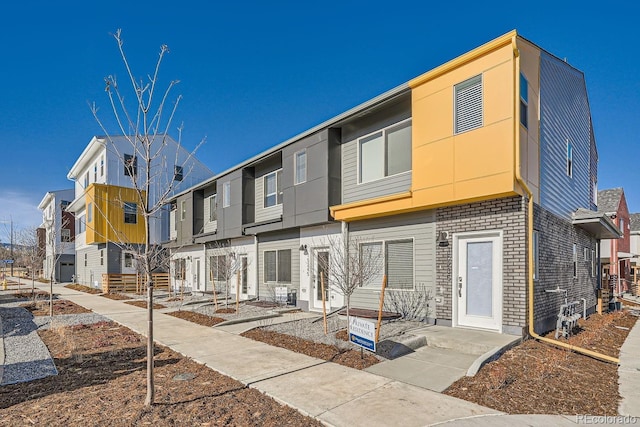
top-left (539, 53), bottom-right (593, 218)
top-left (217, 169), bottom-right (244, 239)
top-left (348, 210), bottom-right (436, 311)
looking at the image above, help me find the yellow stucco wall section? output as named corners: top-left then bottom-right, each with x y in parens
top-left (85, 184), bottom-right (146, 244)
top-left (332, 31), bottom-right (523, 221)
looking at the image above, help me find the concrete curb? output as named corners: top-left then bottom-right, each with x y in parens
top-left (466, 337), bottom-right (522, 377)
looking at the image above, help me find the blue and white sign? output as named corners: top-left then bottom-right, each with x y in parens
top-left (1, 260), bottom-right (13, 264)
top-left (349, 316), bottom-right (376, 352)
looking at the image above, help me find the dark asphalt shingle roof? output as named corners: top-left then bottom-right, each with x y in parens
top-left (597, 188), bottom-right (623, 214)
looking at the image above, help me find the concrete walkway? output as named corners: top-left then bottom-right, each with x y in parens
top-left (618, 295), bottom-right (640, 417)
top-left (6, 280), bottom-right (636, 426)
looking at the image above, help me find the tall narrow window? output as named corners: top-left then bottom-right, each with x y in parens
top-left (591, 249), bottom-right (596, 277)
top-left (124, 202), bottom-right (137, 224)
top-left (124, 154), bottom-right (137, 177)
top-left (84, 172), bottom-right (89, 188)
top-left (454, 74), bottom-right (483, 134)
top-left (180, 200), bottom-right (186, 221)
top-left (94, 163), bottom-right (98, 182)
top-left (620, 218), bottom-right (625, 238)
top-left (84, 253), bottom-right (87, 267)
top-left (520, 73), bottom-right (528, 128)
top-left (174, 165), bottom-right (183, 182)
top-left (533, 230), bottom-right (540, 280)
top-left (592, 178), bottom-right (598, 206)
top-left (573, 243), bottom-right (577, 278)
top-left (100, 156), bottom-right (104, 177)
top-left (87, 202), bottom-right (93, 223)
top-left (358, 119), bottom-right (412, 183)
top-left (209, 195), bottom-right (217, 221)
top-left (100, 250), bottom-right (104, 266)
top-left (566, 141), bottom-right (573, 177)
top-left (223, 182), bottom-right (231, 207)
top-left (263, 170), bottom-right (283, 207)
top-left (294, 150), bottom-right (307, 185)
top-left (124, 252), bottom-right (134, 268)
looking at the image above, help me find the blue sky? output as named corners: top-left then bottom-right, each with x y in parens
top-left (0, 1), bottom-right (638, 233)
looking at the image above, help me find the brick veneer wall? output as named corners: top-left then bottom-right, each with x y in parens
top-left (435, 196), bottom-right (527, 335)
top-left (533, 204), bottom-right (598, 334)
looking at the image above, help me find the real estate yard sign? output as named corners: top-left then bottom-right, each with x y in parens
top-left (349, 316), bottom-right (376, 352)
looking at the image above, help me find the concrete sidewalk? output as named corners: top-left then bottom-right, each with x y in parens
top-left (5, 280), bottom-right (613, 426)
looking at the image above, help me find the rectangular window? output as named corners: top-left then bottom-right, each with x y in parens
top-left (174, 165), bottom-right (183, 182)
top-left (592, 179), bottom-right (598, 206)
top-left (520, 73), bottom-right (528, 128)
top-left (223, 182), bottom-right (231, 207)
top-left (174, 258), bottom-right (186, 280)
top-left (584, 247), bottom-right (589, 262)
top-left (533, 230), bottom-right (540, 280)
top-left (84, 172), bottom-right (89, 188)
top-left (263, 170), bottom-right (283, 207)
top-left (100, 156), bottom-right (104, 177)
top-left (61, 228), bottom-right (71, 242)
top-left (359, 120), bottom-right (412, 184)
top-left (94, 163), bottom-right (98, 182)
top-left (87, 202), bottom-right (93, 223)
top-left (454, 74), bottom-right (483, 134)
top-left (386, 240), bottom-right (414, 290)
top-left (84, 253), bottom-right (87, 267)
top-left (566, 141), bottom-right (573, 177)
top-left (294, 150), bottom-right (307, 185)
top-left (620, 218), bottom-right (625, 238)
top-left (210, 255), bottom-right (227, 281)
top-left (124, 154), bottom-right (137, 177)
top-left (360, 242), bottom-right (384, 288)
top-left (124, 252), bottom-right (134, 268)
top-left (573, 243), bottom-right (577, 278)
top-left (124, 202), bottom-right (137, 224)
top-left (241, 256), bottom-right (248, 294)
top-left (100, 249), bottom-right (104, 266)
top-left (263, 249), bottom-right (291, 283)
top-left (209, 195), bottom-right (217, 222)
top-left (180, 200), bottom-right (186, 221)
top-left (591, 249), bottom-right (596, 278)
top-left (77, 216), bottom-right (86, 234)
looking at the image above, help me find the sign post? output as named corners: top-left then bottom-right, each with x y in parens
top-left (348, 316), bottom-right (376, 352)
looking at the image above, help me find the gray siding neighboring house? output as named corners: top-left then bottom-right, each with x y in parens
top-left (257, 229), bottom-right (300, 305)
top-left (75, 243), bottom-right (123, 288)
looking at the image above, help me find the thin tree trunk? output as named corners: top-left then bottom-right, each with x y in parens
top-left (145, 271), bottom-right (154, 406)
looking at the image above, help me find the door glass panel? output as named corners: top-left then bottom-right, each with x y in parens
top-left (241, 257), bottom-right (248, 294)
top-left (316, 251), bottom-right (329, 301)
top-left (466, 241), bottom-right (492, 317)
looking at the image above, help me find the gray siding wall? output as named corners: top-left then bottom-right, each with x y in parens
top-left (282, 130), bottom-right (333, 228)
top-left (539, 52), bottom-right (594, 219)
top-left (202, 183), bottom-right (218, 235)
top-left (533, 204), bottom-right (598, 334)
top-left (341, 95), bottom-right (412, 204)
top-left (257, 230), bottom-right (300, 304)
top-left (75, 244), bottom-right (122, 287)
top-left (175, 193), bottom-right (194, 245)
top-left (254, 154), bottom-right (283, 223)
top-left (348, 210), bottom-right (436, 311)
top-left (435, 196), bottom-right (527, 335)
top-left (217, 169), bottom-right (244, 239)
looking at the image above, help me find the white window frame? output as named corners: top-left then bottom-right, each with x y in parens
top-left (124, 252), bottom-right (134, 268)
top-left (124, 202), bottom-right (137, 224)
top-left (358, 238), bottom-right (415, 290)
top-left (591, 249), bottom-right (596, 278)
top-left (180, 200), bottom-right (186, 221)
top-left (263, 249), bottom-right (292, 283)
top-left (61, 228), bottom-right (71, 242)
top-left (223, 182), bottom-right (231, 208)
top-left (620, 218), bottom-right (625, 238)
top-left (294, 150), bottom-right (307, 185)
top-left (520, 73), bottom-right (528, 129)
top-left (454, 74), bottom-right (483, 134)
top-left (357, 118), bottom-right (412, 184)
top-left (263, 170), bottom-right (283, 208)
top-left (584, 247), bottom-right (589, 262)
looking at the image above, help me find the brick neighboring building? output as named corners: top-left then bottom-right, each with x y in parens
top-left (598, 188), bottom-right (633, 295)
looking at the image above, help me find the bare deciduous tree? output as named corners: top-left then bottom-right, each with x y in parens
top-left (208, 241), bottom-right (245, 310)
top-left (16, 226), bottom-right (44, 301)
top-left (90, 29), bottom-right (205, 406)
top-left (316, 227), bottom-right (383, 325)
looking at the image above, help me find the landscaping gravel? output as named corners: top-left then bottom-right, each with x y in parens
top-left (0, 306), bottom-right (108, 385)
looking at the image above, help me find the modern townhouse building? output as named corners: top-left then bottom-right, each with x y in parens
top-left (66, 135), bottom-right (212, 287)
top-left (37, 189), bottom-right (76, 282)
top-left (597, 188), bottom-right (634, 295)
top-left (166, 30), bottom-right (619, 336)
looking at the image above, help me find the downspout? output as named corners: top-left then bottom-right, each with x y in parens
top-left (511, 36), bottom-right (619, 364)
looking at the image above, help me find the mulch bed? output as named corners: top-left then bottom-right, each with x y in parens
top-left (0, 321), bottom-right (322, 426)
top-left (444, 310), bottom-right (638, 415)
top-left (12, 290), bottom-right (50, 299)
top-left (124, 300), bottom-right (166, 310)
top-left (215, 307), bottom-right (236, 314)
top-left (241, 329), bottom-right (380, 370)
top-left (20, 300), bottom-right (92, 316)
top-left (100, 293), bottom-right (132, 301)
top-left (166, 310), bottom-right (226, 327)
top-left (64, 284), bottom-right (102, 294)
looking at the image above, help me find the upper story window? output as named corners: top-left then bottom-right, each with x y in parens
top-left (180, 200), bottom-right (186, 221)
top-left (61, 228), bottom-right (71, 242)
top-left (454, 74), bottom-right (483, 134)
top-left (566, 141), bottom-right (573, 177)
top-left (100, 156), bottom-right (104, 177)
top-left (358, 119), bottom-right (412, 184)
top-left (294, 150), bottom-right (307, 185)
top-left (620, 218), bottom-right (625, 238)
top-left (84, 171), bottom-right (89, 188)
top-left (209, 195), bottom-right (217, 222)
top-left (87, 202), bottom-right (93, 223)
top-left (174, 165), bottom-right (183, 182)
top-left (124, 202), bottom-right (137, 224)
top-left (223, 181), bottom-right (231, 208)
top-left (77, 216), bottom-right (86, 234)
top-left (94, 163), bottom-right (98, 182)
top-left (264, 170), bottom-right (283, 207)
top-left (520, 73), bottom-right (528, 129)
top-left (124, 154), bottom-right (138, 177)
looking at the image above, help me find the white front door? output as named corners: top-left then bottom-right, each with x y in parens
top-left (312, 248), bottom-right (330, 310)
top-left (454, 231), bottom-right (502, 331)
